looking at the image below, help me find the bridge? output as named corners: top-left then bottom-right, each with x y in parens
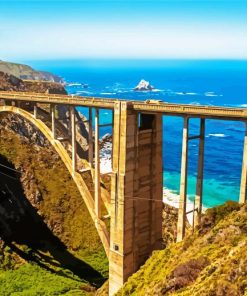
top-left (0, 91), bottom-right (246, 295)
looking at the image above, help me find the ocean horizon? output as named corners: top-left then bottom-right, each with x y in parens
top-left (25, 59), bottom-right (247, 208)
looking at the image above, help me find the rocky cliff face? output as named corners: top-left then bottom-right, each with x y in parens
top-left (0, 60), bottom-right (64, 83)
top-left (0, 71), bottom-right (66, 94)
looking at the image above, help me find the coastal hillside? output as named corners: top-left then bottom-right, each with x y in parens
top-left (0, 60), bottom-right (63, 83)
top-left (0, 71), bottom-right (66, 94)
top-left (0, 71), bottom-right (108, 295)
top-left (116, 201), bottom-right (247, 296)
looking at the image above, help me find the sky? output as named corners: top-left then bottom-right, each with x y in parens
top-left (0, 0), bottom-right (247, 61)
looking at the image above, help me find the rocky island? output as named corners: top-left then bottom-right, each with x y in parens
top-left (134, 79), bottom-right (154, 91)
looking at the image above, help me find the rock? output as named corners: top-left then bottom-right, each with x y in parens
top-left (134, 79), bottom-right (154, 91)
top-left (101, 133), bottom-right (112, 142)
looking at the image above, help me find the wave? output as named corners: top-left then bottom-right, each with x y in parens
top-left (67, 83), bottom-right (82, 87)
top-left (163, 187), bottom-right (206, 225)
top-left (75, 90), bottom-right (93, 95)
top-left (174, 92), bottom-right (198, 96)
top-left (152, 88), bottom-right (163, 92)
top-left (239, 104), bottom-right (247, 107)
top-left (204, 92), bottom-right (222, 97)
top-left (100, 92), bottom-right (116, 95)
top-left (207, 133), bottom-right (228, 138)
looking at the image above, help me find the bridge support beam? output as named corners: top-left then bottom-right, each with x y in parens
top-left (70, 106), bottom-right (77, 173)
top-left (240, 122), bottom-right (247, 203)
top-left (88, 107), bottom-right (93, 167)
top-left (177, 117), bottom-right (189, 242)
top-left (194, 118), bottom-right (205, 227)
top-left (95, 108), bottom-right (101, 218)
top-left (109, 102), bottom-right (163, 295)
top-left (33, 103), bottom-right (38, 119)
top-left (51, 104), bottom-right (56, 139)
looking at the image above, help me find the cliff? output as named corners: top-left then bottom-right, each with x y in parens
top-left (0, 71), bottom-right (66, 94)
top-left (0, 60), bottom-right (64, 83)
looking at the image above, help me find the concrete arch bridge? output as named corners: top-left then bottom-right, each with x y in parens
top-left (0, 91), bottom-right (246, 295)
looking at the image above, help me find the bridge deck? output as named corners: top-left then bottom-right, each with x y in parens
top-left (0, 91), bottom-right (246, 120)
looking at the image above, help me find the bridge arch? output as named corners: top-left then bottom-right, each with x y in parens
top-left (0, 105), bottom-right (110, 256)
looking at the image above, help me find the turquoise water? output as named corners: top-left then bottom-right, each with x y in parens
top-left (26, 59), bottom-right (247, 207)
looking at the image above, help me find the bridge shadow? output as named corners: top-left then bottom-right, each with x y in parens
top-left (0, 156), bottom-right (105, 287)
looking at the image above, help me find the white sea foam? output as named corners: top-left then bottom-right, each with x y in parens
top-left (239, 104), bottom-right (247, 107)
top-left (75, 91), bottom-right (93, 95)
top-left (100, 140), bottom-right (112, 174)
top-left (67, 82), bottom-right (82, 87)
top-left (100, 157), bottom-right (112, 174)
top-left (205, 92), bottom-right (218, 97)
top-left (152, 88), bottom-right (163, 92)
top-left (208, 133), bottom-right (227, 138)
top-left (163, 188), bottom-right (206, 225)
top-left (175, 92), bottom-right (197, 96)
top-left (100, 92), bottom-right (116, 95)
top-left (186, 92), bottom-right (198, 95)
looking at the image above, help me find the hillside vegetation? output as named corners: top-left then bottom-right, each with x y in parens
top-left (0, 60), bottom-right (63, 83)
top-left (0, 70), bottom-right (108, 295)
top-left (117, 201), bottom-right (247, 296)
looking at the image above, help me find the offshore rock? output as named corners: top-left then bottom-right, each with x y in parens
top-left (134, 79), bottom-right (154, 91)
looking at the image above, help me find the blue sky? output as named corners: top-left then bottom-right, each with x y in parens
top-left (1, 0), bottom-right (247, 60)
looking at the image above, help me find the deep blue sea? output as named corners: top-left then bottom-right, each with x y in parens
top-left (26, 59), bottom-right (247, 208)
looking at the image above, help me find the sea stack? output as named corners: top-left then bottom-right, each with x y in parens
top-left (134, 79), bottom-right (154, 91)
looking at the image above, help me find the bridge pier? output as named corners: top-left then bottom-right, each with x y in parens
top-left (194, 118), bottom-right (205, 227)
top-left (70, 106), bottom-right (77, 173)
top-left (177, 117), bottom-right (206, 240)
top-left (95, 108), bottom-right (101, 218)
top-left (50, 104), bottom-right (56, 139)
top-left (33, 103), bottom-right (38, 119)
top-left (109, 102), bottom-right (163, 295)
top-left (88, 107), bottom-right (93, 167)
top-left (240, 122), bottom-right (247, 203)
top-left (177, 117), bottom-right (189, 242)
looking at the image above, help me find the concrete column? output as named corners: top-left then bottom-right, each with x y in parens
top-left (34, 103), bottom-right (38, 119)
top-left (95, 108), bottom-right (101, 218)
top-left (70, 106), bottom-right (77, 173)
top-left (109, 104), bottom-right (163, 295)
top-left (194, 118), bottom-right (205, 227)
top-left (88, 107), bottom-right (93, 167)
top-left (51, 104), bottom-right (56, 139)
top-left (239, 122), bottom-right (247, 203)
top-left (177, 117), bottom-right (189, 242)
top-left (67, 108), bottom-right (72, 138)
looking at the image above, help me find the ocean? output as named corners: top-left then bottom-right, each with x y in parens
top-left (26, 59), bottom-right (247, 208)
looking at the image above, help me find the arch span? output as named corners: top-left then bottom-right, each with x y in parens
top-left (0, 105), bottom-right (110, 257)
